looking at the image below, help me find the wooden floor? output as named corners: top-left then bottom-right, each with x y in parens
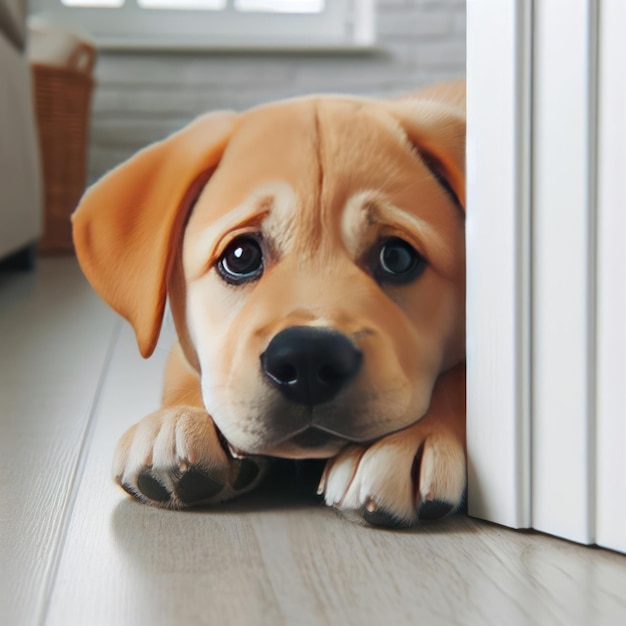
top-left (1, 258), bottom-right (625, 626)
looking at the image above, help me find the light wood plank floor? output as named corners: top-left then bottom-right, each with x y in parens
top-left (1, 258), bottom-right (625, 626)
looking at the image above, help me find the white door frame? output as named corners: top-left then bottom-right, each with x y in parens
top-left (466, 0), bottom-right (532, 530)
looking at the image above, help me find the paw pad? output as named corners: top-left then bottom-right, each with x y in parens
top-left (122, 458), bottom-right (266, 509)
top-left (417, 499), bottom-right (454, 521)
top-left (176, 468), bottom-right (223, 505)
top-left (362, 506), bottom-right (408, 529)
top-left (137, 472), bottom-right (170, 502)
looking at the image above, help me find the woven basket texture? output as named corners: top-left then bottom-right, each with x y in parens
top-left (33, 46), bottom-right (95, 255)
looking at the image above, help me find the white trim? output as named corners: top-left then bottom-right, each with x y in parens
top-left (595, 0), bottom-right (626, 555)
top-left (530, 0), bottom-right (598, 545)
top-left (30, 0), bottom-right (376, 51)
top-left (466, 0), bottom-right (532, 529)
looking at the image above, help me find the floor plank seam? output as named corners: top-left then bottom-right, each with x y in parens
top-left (36, 319), bottom-right (122, 626)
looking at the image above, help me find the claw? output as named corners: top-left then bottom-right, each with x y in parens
top-left (364, 496), bottom-right (377, 513)
top-left (228, 442), bottom-right (246, 459)
top-left (317, 460), bottom-right (332, 495)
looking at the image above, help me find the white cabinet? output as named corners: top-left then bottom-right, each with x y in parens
top-left (0, 14), bottom-right (42, 262)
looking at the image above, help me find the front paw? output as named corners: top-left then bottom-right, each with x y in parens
top-left (113, 407), bottom-right (269, 508)
top-left (319, 424), bottom-right (466, 527)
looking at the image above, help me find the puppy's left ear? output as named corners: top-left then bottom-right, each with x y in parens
top-left (387, 99), bottom-right (466, 211)
top-left (72, 111), bottom-right (237, 358)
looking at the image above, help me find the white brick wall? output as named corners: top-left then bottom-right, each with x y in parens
top-left (88, 0), bottom-right (466, 180)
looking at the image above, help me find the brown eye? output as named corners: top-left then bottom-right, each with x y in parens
top-left (216, 236), bottom-right (263, 285)
top-left (376, 238), bottom-right (427, 284)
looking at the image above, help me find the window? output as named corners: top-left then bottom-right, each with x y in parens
top-left (30, 0), bottom-right (375, 50)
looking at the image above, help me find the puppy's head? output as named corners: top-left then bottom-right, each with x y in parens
top-left (73, 94), bottom-right (465, 459)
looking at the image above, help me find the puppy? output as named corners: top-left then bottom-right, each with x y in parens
top-left (72, 81), bottom-right (466, 527)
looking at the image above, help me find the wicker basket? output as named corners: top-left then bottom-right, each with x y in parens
top-left (32, 42), bottom-right (96, 255)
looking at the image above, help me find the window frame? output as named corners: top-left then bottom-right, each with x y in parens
top-left (29, 0), bottom-right (376, 51)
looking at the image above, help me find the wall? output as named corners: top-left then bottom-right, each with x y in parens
top-left (89, 0), bottom-right (466, 181)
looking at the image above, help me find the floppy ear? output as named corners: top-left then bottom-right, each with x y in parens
top-left (72, 111), bottom-right (237, 358)
top-left (387, 98), bottom-right (466, 211)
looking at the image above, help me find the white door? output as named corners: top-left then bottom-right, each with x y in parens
top-left (466, 0), bottom-right (626, 553)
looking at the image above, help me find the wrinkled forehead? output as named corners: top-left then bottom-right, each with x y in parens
top-left (184, 97), bottom-right (459, 274)
top-left (203, 98), bottom-right (323, 212)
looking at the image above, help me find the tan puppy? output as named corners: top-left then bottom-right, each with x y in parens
top-left (73, 81), bottom-right (466, 527)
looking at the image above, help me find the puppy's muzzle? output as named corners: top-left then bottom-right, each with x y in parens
top-left (260, 327), bottom-right (362, 406)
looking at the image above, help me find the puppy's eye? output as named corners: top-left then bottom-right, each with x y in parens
top-left (216, 236), bottom-right (263, 285)
top-left (375, 238), bottom-right (427, 283)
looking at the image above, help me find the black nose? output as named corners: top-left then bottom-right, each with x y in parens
top-left (260, 326), bottom-right (362, 406)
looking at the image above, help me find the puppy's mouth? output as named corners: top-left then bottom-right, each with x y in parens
top-left (215, 422), bottom-right (347, 459)
top-left (271, 426), bottom-right (350, 459)
top-left (289, 427), bottom-right (345, 449)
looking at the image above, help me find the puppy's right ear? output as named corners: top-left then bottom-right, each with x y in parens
top-left (72, 111), bottom-right (237, 358)
top-left (385, 96), bottom-right (465, 212)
